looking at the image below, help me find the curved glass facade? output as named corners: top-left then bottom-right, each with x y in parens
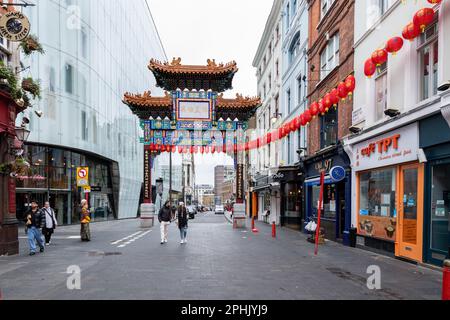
top-left (17, 0), bottom-right (166, 221)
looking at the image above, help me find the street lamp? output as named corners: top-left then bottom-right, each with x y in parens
top-left (271, 112), bottom-right (282, 124)
top-left (15, 126), bottom-right (31, 143)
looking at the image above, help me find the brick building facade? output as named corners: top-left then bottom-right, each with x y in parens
top-left (307, 0), bottom-right (354, 153)
top-left (302, 0), bottom-right (354, 245)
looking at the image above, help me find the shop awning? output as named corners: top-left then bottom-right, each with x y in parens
top-left (305, 175), bottom-right (333, 187)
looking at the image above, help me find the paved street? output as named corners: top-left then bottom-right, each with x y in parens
top-left (0, 212), bottom-right (442, 300)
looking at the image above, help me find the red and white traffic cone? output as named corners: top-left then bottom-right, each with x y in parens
top-left (443, 260), bottom-right (450, 300)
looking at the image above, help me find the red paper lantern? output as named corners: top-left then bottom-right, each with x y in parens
top-left (385, 37), bottom-right (404, 56)
top-left (402, 22), bottom-right (421, 41)
top-left (267, 132), bottom-right (272, 144)
top-left (364, 58), bottom-right (376, 78)
top-left (427, 0), bottom-right (442, 4)
top-left (337, 82), bottom-right (348, 101)
top-left (330, 89), bottom-right (339, 107)
top-left (294, 116), bottom-right (301, 130)
top-left (290, 119), bottom-right (296, 132)
top-left (172, 145), bottom-right (176, 153)
top-left (345, 75), bottom-right (356, 96)
top-left (204, 146), bottom-right (210, 154)
top-left (310, 101), bottom-right (319, 118)
top-left (300, 114), bottom-right (307, 126)
top-left (323, 93), bottom-right (332, 111)
top-left (318, 99), bottom-right (326, 116)
top-left (303, 110), bottom-right (312, 124)
top-left (271, 130), bottom-right (279, 142)
top-left (371, 49), bottom-right (388, 67)
top-left (413, 8), bottom-right (435, 33)
top-left (178, 146), bottom-right (183, 153)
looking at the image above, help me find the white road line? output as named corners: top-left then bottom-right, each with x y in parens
top-left (110, 231), bottom-right (143, 245)
top-left (116, 230), bottom-right (152, 248)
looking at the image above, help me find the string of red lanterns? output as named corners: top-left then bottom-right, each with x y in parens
top-left (364, 4), bottom-right (439, 78)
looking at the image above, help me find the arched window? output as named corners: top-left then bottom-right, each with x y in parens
top-left (288, 32), bottom-right (300, 65)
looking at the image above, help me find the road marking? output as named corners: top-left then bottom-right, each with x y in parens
top-left (116, 230), bottom-right (152, 248)
top-left (110, 231), bottom-right (143, 245)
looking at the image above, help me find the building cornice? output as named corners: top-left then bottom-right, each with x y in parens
top-left (253, 0), bottom-right (283, 67)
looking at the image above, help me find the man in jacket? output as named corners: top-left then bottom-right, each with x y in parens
top-left (158, 200), bottom-right (172, 244)
top-left (25, 200), bottom-right (46, 256)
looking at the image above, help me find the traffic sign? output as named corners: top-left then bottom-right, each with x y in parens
top-left (77, 167), bottom-right (89, 187)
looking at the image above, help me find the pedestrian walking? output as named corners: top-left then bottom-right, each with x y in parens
top-left (177, 202), bottom-right (188, 244)
top-left (80, 199), bottom-right (91, 242)
top-left (158, 200), bottom-right (172, 244)
top-left (42, 201), bottom-right (57, 246)
top-left (24, 200), bottom-right (46, 256)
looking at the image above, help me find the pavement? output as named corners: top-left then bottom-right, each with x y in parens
top-left (0, 212), bottom-right (443, 300)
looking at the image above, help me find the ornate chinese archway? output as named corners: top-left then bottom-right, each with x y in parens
top-left (123, 58), bottom-right (260, 226)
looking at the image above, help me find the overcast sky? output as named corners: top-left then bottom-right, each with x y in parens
top-left (147, 0), bottom-right (273, 185)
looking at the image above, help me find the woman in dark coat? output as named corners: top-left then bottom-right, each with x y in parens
top-left (177, 202), bottom-right (188, 244)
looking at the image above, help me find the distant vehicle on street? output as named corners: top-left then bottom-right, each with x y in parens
top-left (187, 206), bottom-right (196, 219)
top-left (215, 205), bottom-right (224, 215)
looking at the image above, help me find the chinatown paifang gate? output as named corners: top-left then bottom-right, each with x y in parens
top-left (123, 58), bottom-right (261, 227)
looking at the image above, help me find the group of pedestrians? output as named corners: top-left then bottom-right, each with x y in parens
top-left (24, 199), bottom-right (91, 256)
top-left (158, 201), bottom-right (189, 245)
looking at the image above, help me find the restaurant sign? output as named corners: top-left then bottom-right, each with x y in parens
top-left (353, 123), bottom-right (419, 172)
top-left (0, 11), bottom-right (30, 41)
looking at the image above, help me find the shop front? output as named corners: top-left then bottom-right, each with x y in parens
top-left (350, 123), bottom-right (424, 263)
top-left (304, 145), bottom-right (351, 244)
top-left (420, 113), bottom-right (450, 266)
top-left (274, 166), bottom-right (304, 231)
top-left (15, 144), bottom-right (118, 226)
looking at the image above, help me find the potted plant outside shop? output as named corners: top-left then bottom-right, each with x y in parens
top-left (21, 77), bottom-right (41, 99)
top-left (19, 35), bottom-right (45, 56)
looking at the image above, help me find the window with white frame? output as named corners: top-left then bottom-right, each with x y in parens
top-left (287, 89), bottom-right (291, 114)
top-left (321, 0), bottom-right (335, 19)
top-left (320, 33), bottom-right (339, 80)
top-left (379, 0), bottom-right (393, 16)
top-left (289, 32), bottom-right (301, 65)
top-left (374, 62), bottom-right (388, 121)
top-left (418, 18), bottom-right (439, 101)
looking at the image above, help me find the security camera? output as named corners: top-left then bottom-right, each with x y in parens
top-left (384, 108), bottom-right (401, 118)
top-left (349, 125), bottom-right (363, 134)
top-left (437, 81), bottom-right (450, 92)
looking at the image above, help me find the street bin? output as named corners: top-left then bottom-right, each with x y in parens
top-left (349, 227), bottom-right (357, 248)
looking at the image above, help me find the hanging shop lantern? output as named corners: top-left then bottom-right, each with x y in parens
top-left (303, 110), bottom-right (312, 124)
top-left (427, 0), bottom-right (442, 4)
top-left (413, 8), bottom-right (435, 33)
top-left (385, 37), bottom-right (404, 56)
top-left (271, 130), bottom-right (279, 142)
top-left (310, 101), bottom-right (319, 118)
top-left (345, 75), bottom-right (356, 96)
top-left (330, 89), bottom-right (340, 107)
top-left (323, 93), bottom-right (332, 112)
top-left (172, 145), bottom-right (176, 153)
top-left (402, 22), bottom-right (421, 41)
top-left (337, 82), bottom-right (348, 101)
top-left (318, 99), bottom-right (326, 116)
top-left (178, 146), bottom-right (183, 153)
top-left (364, 58), bottom-right (377, 78)
top-left (371, 49), bottom-right (388, 67)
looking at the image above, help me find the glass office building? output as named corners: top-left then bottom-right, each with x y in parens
top-left (16, 0), bottom-right (166, 224)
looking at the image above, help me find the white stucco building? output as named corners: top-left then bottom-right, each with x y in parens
top-left (343, 0), bottom-right (450, 266)
top-left (251, 0), bottom-right (283, 224)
